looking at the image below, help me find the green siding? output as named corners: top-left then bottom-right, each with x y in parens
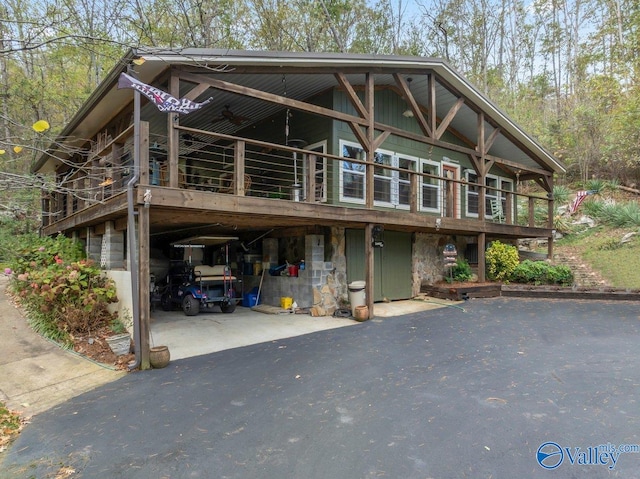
top-left (346, 229), bottom-right (412, 301)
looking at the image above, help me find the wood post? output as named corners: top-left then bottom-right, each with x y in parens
top-left (234, 140), bottom-right (246, 196)
top-left (306, 153), bottom-right (317, 203)
top-left (138, 198), bottom-right (151, 370)
top-left (365, 223), bottom-right (374, 320)
top-left (528, 197), bottom-right (536, 227)
top-left (139, 122), bottom-right (149, 185)
top-left (410, 171), bottom-right (418, 213)
top-left (168, 69), bottom-right (180, 188)
top-left (477, 232), bottom-right (486, 282)
top-left (365, 73), bottom-right (375, 209)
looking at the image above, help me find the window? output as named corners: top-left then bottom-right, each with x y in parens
top-left (465, 171), bottom-right (479, 216)
top-left (373, 150), bottom-right (394, 205)
top-left (485, 176), bottom-right (499, 217)
top-left (465, 171), bottom-right (514, 220)
top-left (420, 160), bottom-right (440, 212)
top-left (339, 141), bottom-right (418, 208)
top-left (340, 142), bottom-right (365, 203)
top-left (398, 155), bottom-right (417, 208)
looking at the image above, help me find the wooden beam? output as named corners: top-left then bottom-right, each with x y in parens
top-left (484, 127), bottom-right (501, 153)
top-left (372, 121), bottom-right (553, 177)
top-left (372, 130), bottom-right (391, 151)
top-left (393, 73), bottom-right (432, 137)
top-left (335, 72), bottom-right (369, 120)
top-left (138, 186), bottom-right (553, 238)
top-left (114, 217), bottom-right (128, 231)
top-left (183, 82), bottom-right (212, 102)
top-left (435, 98), bottom-right (464, 140)
top-left (179, 71), bottom-right (369, 127)
top-left (348, 121), bottom-right (369, 149)
top-left (533, 176), bottom-right (553, 193)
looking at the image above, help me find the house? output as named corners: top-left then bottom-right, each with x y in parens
top-left (33, 49), bottom-right (564, 367)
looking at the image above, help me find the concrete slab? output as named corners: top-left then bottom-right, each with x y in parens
top-left (150, 306), bottom-right (357, 360)
top-left (150, 297), bottom-right (457, 360)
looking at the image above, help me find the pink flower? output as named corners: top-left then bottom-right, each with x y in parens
top-left (4, 268), bottom-right (11, 276)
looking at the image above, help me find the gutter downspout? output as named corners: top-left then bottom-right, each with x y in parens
top-left (127, 87), bottom-right (141, 371)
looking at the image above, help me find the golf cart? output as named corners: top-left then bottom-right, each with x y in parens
top-left (160, 236), bottom-right (240, 316)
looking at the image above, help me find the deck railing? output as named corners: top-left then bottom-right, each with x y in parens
top-left (45, 122), bottom-right (553, 231)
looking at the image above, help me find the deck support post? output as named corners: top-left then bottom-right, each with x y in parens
top-left (478, 232), bottom-right (486, 282)
top-left (365, 223), bottom-right (374, 320)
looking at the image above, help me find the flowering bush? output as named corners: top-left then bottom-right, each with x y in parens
top-left (9, 235), bottom-right (119, 346)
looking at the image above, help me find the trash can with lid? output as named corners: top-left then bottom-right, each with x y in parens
top-left (348, 281), bottom-right (366, 316)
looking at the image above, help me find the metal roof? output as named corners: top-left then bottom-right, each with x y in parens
top-left (34, 48), bottom-right (564, 175)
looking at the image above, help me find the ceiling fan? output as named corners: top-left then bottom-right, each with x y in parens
top-left (212, 104), bottom-right (250, 126)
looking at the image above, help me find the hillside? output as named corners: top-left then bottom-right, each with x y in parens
top-left (553, 227), bottom-right (640, 289)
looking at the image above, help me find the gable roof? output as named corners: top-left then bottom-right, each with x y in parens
top-left (34, 48), bottom-right (564, 175)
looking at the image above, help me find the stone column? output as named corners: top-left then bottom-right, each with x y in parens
top-left (100, 221), bottom-right (125, 270)
top-left (86, 227), bottom-right (102, 264)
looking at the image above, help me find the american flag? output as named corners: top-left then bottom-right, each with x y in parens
top-left (567, 190), bottom-right (596, 214)
top-left (118, 72), bottom-right (212, 115)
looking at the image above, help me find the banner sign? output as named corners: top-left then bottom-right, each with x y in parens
top-left (118, 72), bottom-right (212, 114)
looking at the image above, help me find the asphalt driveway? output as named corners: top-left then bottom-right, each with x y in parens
top-left (3, 297), bottom-right (640, 478)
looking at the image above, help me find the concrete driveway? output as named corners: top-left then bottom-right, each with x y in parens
top-left (3, 297), bottom-right (640, 478)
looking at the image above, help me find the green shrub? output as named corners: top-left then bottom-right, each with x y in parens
top-left (447, 258), bottom-right (473, 283)
top-left (605, 179), bottom-right (620, 191)
top-left (553, 185), bottom-right (572, 205)
top-left (546, 264), bottom-right (574, 285)
top-left (510, 260), bottom-right (573, 286)
top-left (580, 199), bottom-right (606, 218)
top-left (584, 178), bottom-right (606, 194)
top-left (486, 241), bottom-right (519, 282)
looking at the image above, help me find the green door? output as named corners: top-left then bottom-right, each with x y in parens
top-left (346, 229), bottom-right (412, 301)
